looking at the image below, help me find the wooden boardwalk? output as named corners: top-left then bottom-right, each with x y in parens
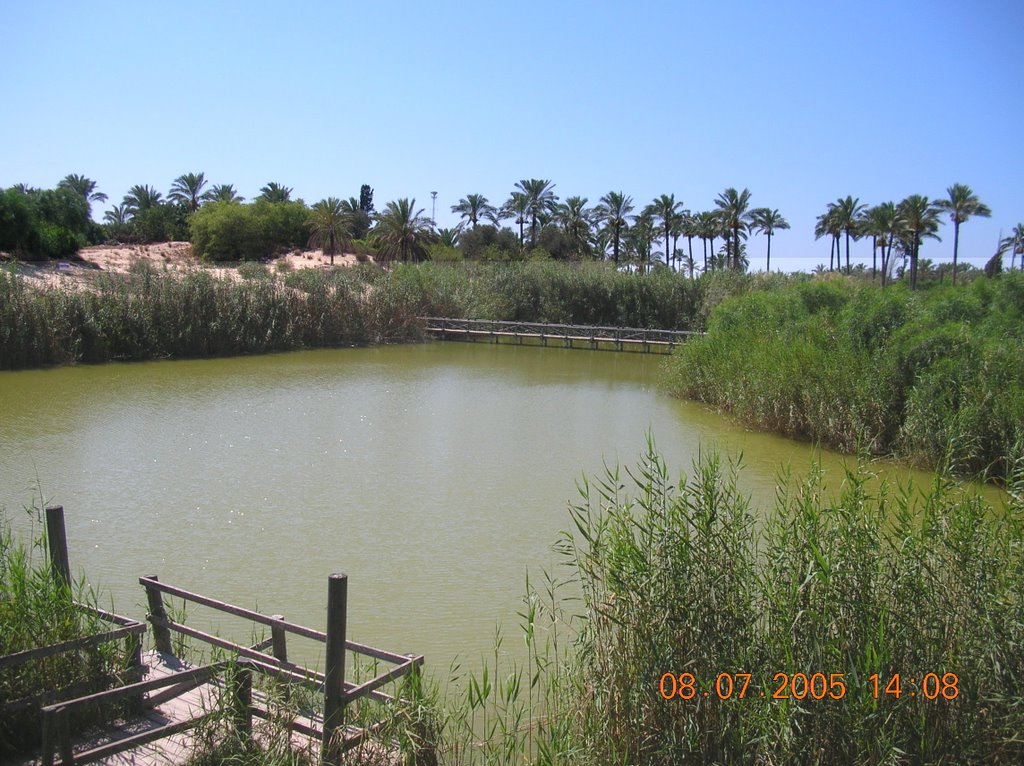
top-left (421, 317), bottom-right (699, 354)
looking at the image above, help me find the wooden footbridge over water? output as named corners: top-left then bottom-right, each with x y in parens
top-left (1, 507), bottom-right (426, 766)
top-left (421, 317), bottom-right (699, 354)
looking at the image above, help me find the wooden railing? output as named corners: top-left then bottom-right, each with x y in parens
top-left (139, 573), bottom-right (424, 764)
top-left (421, 317), bottom-right (699, 353)
top-left (0, 506), bottom-right (147, 718)
top-left (40, 659), bottom-right (240, 766)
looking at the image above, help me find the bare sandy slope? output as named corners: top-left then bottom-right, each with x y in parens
top-left (2, 243), bottom-right (371, 288)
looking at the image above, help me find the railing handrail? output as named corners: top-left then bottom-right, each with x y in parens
top-left (138, 576), bottom-right (415, 666)
top-left (421, 316), bottom-right (700, 336)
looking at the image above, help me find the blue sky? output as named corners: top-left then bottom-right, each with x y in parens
top-left (2, 1), bottom-right (1022, 272)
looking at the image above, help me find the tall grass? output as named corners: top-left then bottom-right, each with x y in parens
top-left (425, 443), bottom-right (1023, 764)
top-left (0, 502), bottom-right (137, 755)
top-left (662, 273), bottom-right (1024, 482)
top-left (2, 262), bottom-right (763, 370)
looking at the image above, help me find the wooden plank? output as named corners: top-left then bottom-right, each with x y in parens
top-left (41, 661), bottom-right (229, 714)
top-left (344, 656), bottom-right (423, 703)
top-left (66, 714), bottom-right (214, 765)
top-left (139, 576), bottom-right (328, 643)
top-left (0, 623), bottom-right (147, 670)
top-left (150, 617), bottom-right (321, 683)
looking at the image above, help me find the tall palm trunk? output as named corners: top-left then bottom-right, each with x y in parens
top-left (766, 233), bottom-right (772, 272)
top-left (952, 220), bottom-right (961, 285)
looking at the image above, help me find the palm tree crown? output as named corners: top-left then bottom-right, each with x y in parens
top-left (514, 179), bottom-right (558, 247)
top-left (935, 183), bottom-right (991, 283)
top-left (168, 172), bottom-right (208, 213)
top-left (450, 194), bottom-right (497, 229)
top-left (58, 174), bottom-right (107, 214)
top-left (555, 196), bottom-right (593, 259)
top-left (595, 191), bottom-right (634, 265)
top-left (258, 182), bottom-right (293, 203)
top-left (370, 198), bottom-right (436, 264)
top-left (122, 184), bottom-right (163, 214)
top-left (202, 184), bottom-right (245, 204)
top-left (714, 188), bottom-right (752, 270)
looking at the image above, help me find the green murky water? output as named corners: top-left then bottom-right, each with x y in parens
top-left (0, 342), bottom-right (1004, 672)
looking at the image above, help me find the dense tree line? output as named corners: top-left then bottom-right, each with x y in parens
top-left (3, 173), bottom-right (1021, 285)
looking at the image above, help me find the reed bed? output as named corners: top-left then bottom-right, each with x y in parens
top-left (0, 261), bottom-right (728, 370)
top-left (661, 273), bottom-right (1024, 482)
top-left (425, 444), bottom-right (1024, 765)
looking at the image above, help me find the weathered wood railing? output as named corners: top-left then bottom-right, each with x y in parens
top-left (0, 506), bottom-right (146, 718)
top-left (421, 317), bottom-right (699, 353)
top-left (40, 659), bottom-right (243, 766)
top-left (139, 573), bottom-right (424, 764)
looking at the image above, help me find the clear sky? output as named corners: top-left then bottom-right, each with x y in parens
top-left (2, 1), bottom-right (1021, 272)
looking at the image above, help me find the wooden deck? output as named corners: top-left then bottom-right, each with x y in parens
top-left (421, 317), bottom-right (699, 354)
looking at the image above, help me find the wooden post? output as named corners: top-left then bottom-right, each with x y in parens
top-left (57, 706), bottom-right (74, 766)
top-left (44, 505), bottom-right (71, 588)
top-left (270, 614), bottom-right (288, 664)
top-left (231, 664), bottom-right (253, 737)
top-left (322, 573), bottom-right (348, 765)
top-left (143, 576), bottom-right (174, 655)
top-left (271, 614), bottom-right (290, 703)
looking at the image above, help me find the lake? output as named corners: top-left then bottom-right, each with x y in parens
top-left (0, 342), bottom-right (1002, 673)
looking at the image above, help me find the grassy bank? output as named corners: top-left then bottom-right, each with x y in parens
top-left (427, 445), bottom-right (1024, 765)
top-left (662, 273), bottom-right (1024, 482)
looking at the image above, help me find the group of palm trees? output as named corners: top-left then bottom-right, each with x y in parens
top-left (51, 172), bottom-right (1023, 281)
top-left (815, 184), bottom-right (997, 288)
top-left (447, 181), bottom-right (791, 275)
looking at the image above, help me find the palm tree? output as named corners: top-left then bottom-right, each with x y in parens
top-left (677, 210), bottom-right (696, 272)
top-left (370, 198), bottom-right (436, 264)
top-left (501, 192), bottom-right (530, 248)
top-left (513, 179), bottom-right (558, 247)
top-left (258, 182), bottom-right (292, 203)
top-left (1000, 224), bottom-right (1024, 270)
top-left (168, 172), bottom-right (207, 213)
top-left (436, 226), bottom-right (462, 248)
top-left (58, 174), bottom-right (107, 214)
top-left (202, 184), bottom-right (244, 204)
top-left (450, 194), bottom-right (497, 229)
top-left (555, 196), bottom-right (593, 259)
top-left (645, 194), bottom-right (683, 269)
top-left (696, 211), bottom-right (721, 272)
top-left (122, 184), bottom-right (163, 214)
top-left (339, 197), bottom-right (371, 239)
top-left (935, 183), bottom-right (991, 284)
top-left (748, 208), bottom-right (789, 272)
top-left (103, 204), bottom-right (131, 226)
top-left (714, 188), bottom-right (752, 270)
top-left (897, 195), bottom-right (943, 289)
top-left (625, 210), bottom-right (656, 273)
top-left (859, 203), bottom-right (895, 283)
top-left (814, 206), bottom-right (842, 272)
top-left (595, 191), bottom-right (633, 265)
top-left (308, 197), bottom-right (352, 265)
top-left (829, 196), bottom-right (867, 274)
